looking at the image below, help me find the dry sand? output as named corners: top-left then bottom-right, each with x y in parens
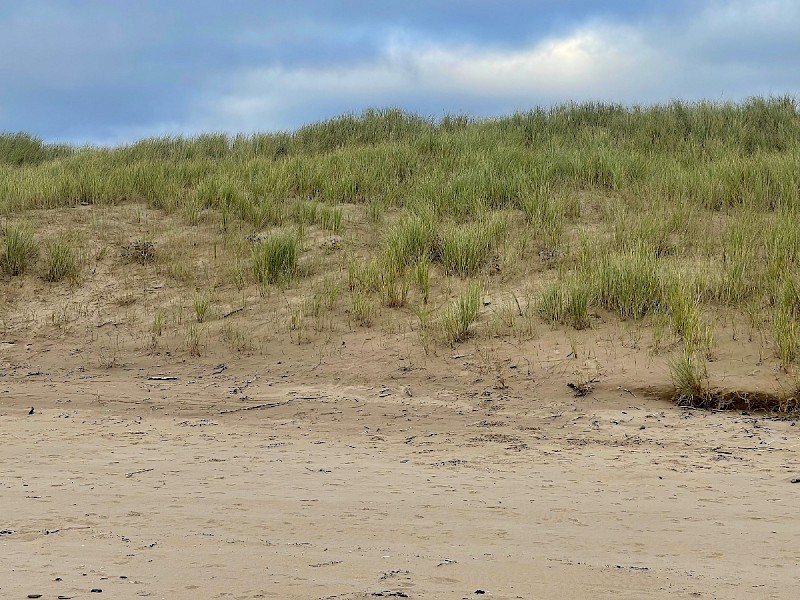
top-left (2, 332), bottom-right (799, 600)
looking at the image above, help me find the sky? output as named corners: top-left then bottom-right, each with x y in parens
top-left (1, 0), bottom-right (799, 144)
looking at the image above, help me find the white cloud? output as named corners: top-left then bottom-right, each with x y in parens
top-left (199, 24), bottom-right (664, 131)
top-left (166, 0), bottom-right (800, 133)
top-left (400, 27), bottom-right (650, 94)
top-left (705, 0), bottom-right (800, 28)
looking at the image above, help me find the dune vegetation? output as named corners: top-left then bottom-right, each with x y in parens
top-left (2, 97), bottom-right (800, 408)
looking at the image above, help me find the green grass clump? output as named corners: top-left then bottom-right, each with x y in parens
top-left (565, 282), bottom-right (592, 330)
top-left (519, 187), bottom-right (576, 248)
top-left (182, 196), bottom-right (204, 226)
top-left (773, 278), bottom-right (800, 367)
top-left (381, 265), bottom-right (409, 308)
top-left (537, 283), bottom-right (565, 324)
top-left (367, 199), bottom-right (386, 225)
top-left (293, 200), bottom-right (319, 225)
top-left (773, 311), bottom-right (798, 367)
top-left (351, 291), bottom-right (375, 326)
top-left (1, 223), bottom-right (38, 276)
top-left (318, 205), bottom-right (344, 233)
top-left (414, 257), bottom-right (431, 304)
top-left (595, 254), bottom-right (663, 319)
top-left (662, 276), bottom-right (714, 358)
top-left (347, 256), bottom-right (381, 293)
top-left (438, 225), bottom-right (489, 276)
top-left (193, 292), bottom-right (212, 323)
top-left (441, 282), bottom-right (481, 344)
top-left (252, 228), bottom-right (301, 285)
top-left (241, 199), bottom-right (286, 229)
top-left (384, 211), bottom-right (435, 269)
top-left (437, 217), bottom-right (505, 277)
top-left (44, 235), bottom-right (81, 282)
top-left (537, 280), bottom-right (591, 329)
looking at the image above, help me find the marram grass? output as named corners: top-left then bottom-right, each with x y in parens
top-left (252, 228), bottom-right (301, 285)
top-left (1, 223), bottom-right (38, 276)
top-left (4, 98), bottom-right (800, 369)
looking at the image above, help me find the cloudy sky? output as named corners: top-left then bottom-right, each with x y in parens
top-left (1, 0), bottom-right (799, 144)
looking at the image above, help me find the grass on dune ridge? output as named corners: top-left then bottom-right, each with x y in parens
top-left (2, 97), bottom-right (800, 406)
top-left (3, 97), bottom-right (800, 215)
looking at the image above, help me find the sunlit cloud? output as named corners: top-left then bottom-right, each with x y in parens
top-left (202, 24), bottom-right (661, 131)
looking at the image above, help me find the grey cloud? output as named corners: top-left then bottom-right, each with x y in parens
top-left (0, 0), bottom-right (797, 143)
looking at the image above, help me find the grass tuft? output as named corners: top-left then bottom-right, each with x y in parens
top-left (773, 278), bottom-right (800, 367)
top-left (193, 292), bottom-right (212, 323)
top-left (252, 228), bottom-right (301, 285)
top-left (537, 280), bottom-right (591, 329)
top-left (384, 211), bottom-right (435, 269)
top-left (595, 254), bottom-right (663, 319)
top-left (319, 205), bottom-right (344, 232)
top-left (1, 223), bottom-right (38, 276)
top-left (44, 235), bottom-right (81, 282)
top-left (441, 282), bottom-right (481, 345)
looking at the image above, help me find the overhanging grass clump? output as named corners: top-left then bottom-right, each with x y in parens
top-left (670, 348), bottom-right (711, 407)
top-left (773, 278), bottom-right (800, 367)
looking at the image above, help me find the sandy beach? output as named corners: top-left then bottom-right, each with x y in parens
top-left (2, 341), bottom-right (798, 600)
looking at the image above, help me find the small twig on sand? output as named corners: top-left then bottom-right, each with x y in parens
top-left (219, 399), bottom-right (292, 415)
top-left (511, 292), bottom-right (524, 317)
top-left (126, 468), bottom-right (154, 478)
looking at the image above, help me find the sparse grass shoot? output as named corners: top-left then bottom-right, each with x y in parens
top-left (186, 324), bottom-right (203, 356)
top-left (414, 257), bottom-right (431, 304)
top-left (193, 292), bottom-right (212, 323)
top-left (351, 291), bottom-right (375, 326)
